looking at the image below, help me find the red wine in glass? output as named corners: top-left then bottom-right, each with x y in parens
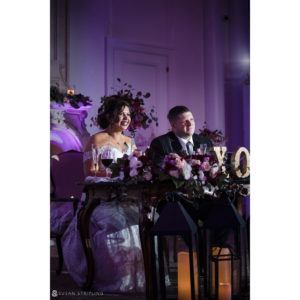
top-left (101, 158), bottom-right (113, 167)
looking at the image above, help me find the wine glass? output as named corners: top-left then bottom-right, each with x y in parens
top-left (101, 146), bottom-right (114, 177)
top-left (91, 144), bottom-right (100, 180)
top-left (200, 144), bottom-right (207, 155)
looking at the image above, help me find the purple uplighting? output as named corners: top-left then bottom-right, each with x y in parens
top-left (51, 0), bottom-right (249, 152)
top-left (50, 0), bottom-right (250, 298)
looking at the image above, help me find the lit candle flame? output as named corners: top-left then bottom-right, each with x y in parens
top-left (67, 90), bottom-right (74, 95)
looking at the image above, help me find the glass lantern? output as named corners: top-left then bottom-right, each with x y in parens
top-left (150, 194), bottom-right (201, 300)
top-left (208, 246), bottom-right (241, 300)
top-left (203, 193), bottom-right (247, 300)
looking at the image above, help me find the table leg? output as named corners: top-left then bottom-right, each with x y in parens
top-left (139, 191), bottom-right (156, 300)
top-left (77, 194), bottom-right (103, 291)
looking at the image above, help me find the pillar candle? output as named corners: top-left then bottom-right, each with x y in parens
top-left (178, 251), bottom-right (198, 300)
top-left (219, 283), bottom-right (231, 300)
top-left (212, 248), bottom-right (231, 298)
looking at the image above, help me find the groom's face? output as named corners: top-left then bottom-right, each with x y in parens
top-left (171, 111), bottom-right (195, 139)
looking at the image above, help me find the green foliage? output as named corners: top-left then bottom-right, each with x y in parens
top-left (99, 79), bottom-right (159, 133)
top-left (50, 86), bottom-right (92, 108)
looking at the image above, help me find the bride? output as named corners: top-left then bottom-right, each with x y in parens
top-left (83, 99), bottom-right (135, 177)
top-left (62, 99), bottom-right (146, 293)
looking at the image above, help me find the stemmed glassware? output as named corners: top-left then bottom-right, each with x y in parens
top-left (101, 145), bottom-right (114, 177)
top-left (91, 144), bottom-right (100, 181)
top-left (200, 144), bottom-right (207, 155)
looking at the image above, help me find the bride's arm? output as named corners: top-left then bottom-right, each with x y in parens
top-left (83, 135), bottom-right (109, 177)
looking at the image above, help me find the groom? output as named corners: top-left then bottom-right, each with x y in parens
top-left (150, 106), bottom-right (213, 221)
top-left (150, 105), bottom-right (213, 168)
top-left (150, 106), bottom-right (232, 249)
top-left (151, 107), bottom-right (235, 266)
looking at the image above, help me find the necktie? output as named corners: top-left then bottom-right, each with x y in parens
top-left (186, 141), bottom-right (193, 155)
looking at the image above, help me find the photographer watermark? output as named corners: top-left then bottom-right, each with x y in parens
top-left (51, 290), bottom-right (104, 297)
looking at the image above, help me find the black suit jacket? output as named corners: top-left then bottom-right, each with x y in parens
top-left (150, 131), bottom-right (213, 167)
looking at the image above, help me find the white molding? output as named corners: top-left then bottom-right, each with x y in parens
top-left (105, 37), bottom-right (174, 95)
top-left (50, 0), bottom-right (69, 91)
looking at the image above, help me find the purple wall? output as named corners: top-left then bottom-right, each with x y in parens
top-left (51, 0), bottom-right (250, 153)
top-left (52, 0), bottom-right (250, 217)
top-left (223, 0), bottom-right (250, 151)
top-left (66, 0), bottom-right (249, 151)
top-left (203, 0), bottom-right (250, 151)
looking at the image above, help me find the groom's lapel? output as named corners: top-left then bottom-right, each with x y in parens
top-left (168, 132), bottom-right (184, 155)
top-left (192, 134), bottom-right (200, 151)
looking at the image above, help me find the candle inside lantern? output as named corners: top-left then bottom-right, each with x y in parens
top-left (178, 251), bottom-right (198, 300)
top-left (219, 283), bottom-right (231, 300)
top-left (67, 89), bottom-right (74, 95)
top-left (212, 247), bottom-right (231, 298)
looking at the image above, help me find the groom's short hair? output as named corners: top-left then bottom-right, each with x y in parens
top-left (167, 106), bottom-right (191, 122)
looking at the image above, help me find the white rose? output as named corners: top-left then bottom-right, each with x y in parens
top-left (210, 163), bottom-right (220, 178)
top-left (129, 156), bottom-right (143, 169)
top-left (182, 161), bottom-right (192, 180)
top-left (203, 186), bottom-right (215, 196)
top-left (198, 170), bottom-right (206, 181)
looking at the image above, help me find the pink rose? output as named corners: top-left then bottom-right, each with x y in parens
top-left (169, 153), bottom-right (181, 160)
top-left (190, 159), bottom-right (201, 167)
top-left (174, 158), bottom-right (184, 170)
top-left (133, 149), bottom-right (143, 158)
top-left (201, 161), bottom-right (211, 172)
top-left (169, 169), bottom-right (179, 179)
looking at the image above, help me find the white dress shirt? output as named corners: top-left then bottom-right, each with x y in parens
top-left (175, 135), bottom-right (194, 152)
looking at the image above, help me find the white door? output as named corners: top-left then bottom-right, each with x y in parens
top-left (106, 38), bottom-right (172, 148)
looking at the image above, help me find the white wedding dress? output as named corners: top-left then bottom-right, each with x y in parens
top-left (61, 145), bottom-right (146, 293)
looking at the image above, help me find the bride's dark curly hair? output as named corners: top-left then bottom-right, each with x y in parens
top-left (97, 98), bottom-right (132, 129)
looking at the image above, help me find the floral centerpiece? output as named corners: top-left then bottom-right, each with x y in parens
top-left (110, 148), bottom-right (155, 183)
top-left (109, 149), bottom-right (244, 199)
top-left (50, 86), bottom-right (93, 108)
top-left (92, 78), bottom-right (158, 135)
top-left (199, 122), bottom-right (227, 146)
top-left (158, 153), bottom-right (229, 198)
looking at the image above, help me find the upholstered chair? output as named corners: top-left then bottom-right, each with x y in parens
top-left (50, 150), bottom-right (84, 274)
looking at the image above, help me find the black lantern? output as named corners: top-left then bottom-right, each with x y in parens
top-left (150, 192), bottom-right (200, 300)
top-left (203, 193), bottom-right (247, 300)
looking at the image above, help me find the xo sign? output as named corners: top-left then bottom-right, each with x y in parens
top-left (211, 146), bottom-right (250, 178)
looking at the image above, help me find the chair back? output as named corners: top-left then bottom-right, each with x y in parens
top-left (51, 150), bottom-right (85, 199)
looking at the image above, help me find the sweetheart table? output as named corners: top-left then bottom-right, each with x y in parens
top-left (76, 179), bottom-right (249, 299)
top-left (76, 180), bottom-right (176, 298)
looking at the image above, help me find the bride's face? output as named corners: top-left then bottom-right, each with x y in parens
top-left (114, 106), bottom-right (131, 131)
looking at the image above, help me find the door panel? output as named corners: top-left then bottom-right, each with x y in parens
top-left (106, 38), bottom-right (171, 147)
